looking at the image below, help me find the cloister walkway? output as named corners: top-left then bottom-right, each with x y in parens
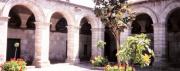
top-left (26, 63), bottom-right (180, 71)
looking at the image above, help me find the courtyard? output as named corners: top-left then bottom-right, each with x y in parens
top-left (1, 0), bottom-right (180, 71)
top-left (26, 63), bottom-right (180, 71)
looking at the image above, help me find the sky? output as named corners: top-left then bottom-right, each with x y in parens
top-left (68, 0), bottom-right (146, 8)
top-left (69, 0), bottom-right (95, 8)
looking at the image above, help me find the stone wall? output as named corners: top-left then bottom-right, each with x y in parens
top-left (49, 32), bottom-right (67, 63)
top-left (167, 32), bottom-right (180, 64)
top-left (79, 34), bottom-right (91, 61)
top-left (8, 28), bottom-right (92, 64)
top-left (8, 28), bottom-right (35, 64)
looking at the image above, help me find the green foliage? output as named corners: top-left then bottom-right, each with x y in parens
top-left (116, 34), bottom-right (155, 67)
top-left (97, 40), bottom-right (106, 49)
top-left (91, 56), bottom-right (108, 67)
top-left (94, 0), bottom-right (135, 32)
top-left (105, 64), bottom-right (134, 71)
top-left (2, 59), bottom-right (26, 71)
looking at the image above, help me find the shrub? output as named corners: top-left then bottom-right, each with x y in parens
top-left (91, 56), bottom-right (108, 67)
top-left (97, 40), bottom-right (106, 49)
top-left (116, 34), bottom-right (154, 67)
top-left (2, 58), bottom-right (26, 71)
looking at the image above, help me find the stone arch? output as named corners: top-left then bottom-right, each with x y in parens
top-left (131, 13), bottom-right (154, 34)
top-left (160, 2), bottom-right (180, 24)
top-left (77, 13), bottom-right (100, 29)
top-left (47, 8), bottom-right (75, 26)
top-left (165, 6), bottom-right (180, 66)
top-left (1, 0), bottom-right (45, 22)
top-left (132, 6), bottom-right (158, 24)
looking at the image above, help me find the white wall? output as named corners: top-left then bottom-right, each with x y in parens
top-left (69, 0), bottom-right (95, 8)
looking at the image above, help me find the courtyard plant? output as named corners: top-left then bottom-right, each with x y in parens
top-left (91, 55), bottom-right (108, 67)
top-left (1, 42), bottom-right (27, 71)
top-left (1, 58), bottom-right (26, 71)
top-left (103, 34), bottom-right (154, 71)
top-left (91, 40), bottom-right (108, 67)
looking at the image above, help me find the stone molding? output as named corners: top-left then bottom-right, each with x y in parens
top-left (34, 22), bottom-right (51, 29)
top-left (132, 6), bottom-right (158, 24)
top-left (160, 2), bottom-right (180, 24)
top-left (67, 25), bottom-right (80, 32)
top-left (1, 0), bottom-right (45, 22)
top-left (91, 28), bottom-right (105, 32)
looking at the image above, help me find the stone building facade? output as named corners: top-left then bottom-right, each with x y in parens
top-left (121, 0), bottom-right (180, 67)
top-left (0, 0), bottom-right (104, 68)
top-left (0, 0), bottom-right (180, 68)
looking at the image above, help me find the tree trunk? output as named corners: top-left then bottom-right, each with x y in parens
top-left (114, 31), bottom-right (121, 63)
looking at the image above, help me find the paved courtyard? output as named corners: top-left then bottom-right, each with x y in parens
top-left (26, 63), bottom-right (102, 71)
top-left (26, 63), bottom-right (180, 71)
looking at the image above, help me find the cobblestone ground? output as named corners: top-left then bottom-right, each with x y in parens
top-left (27, 63), bottom-right (180, 71)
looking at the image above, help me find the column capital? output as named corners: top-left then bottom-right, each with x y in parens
top-left (34, 21), bottom-right (51, 29)
top-left (153, 23), bottom-right (165, 28)
top-left (91, 28), bottom-right (105, 32)
top-left (67, 25), bottom-right (80, 31)
top-left (0, 16), bottom-right (9, 25)
top-left (0, 16), bottom-right (9, 21)
top-left (67, 25), bottom-right (80, 28)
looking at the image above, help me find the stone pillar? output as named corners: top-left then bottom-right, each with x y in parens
top-left (19, 14), bottom-right (30, 28)
top-left (120, 27), bottom-right (131, 44)
top-left (153, 23), bottom-right (167, 67)
top-left (91, 28), bottom-right (105, 58)
top-left (0, 17), bottom-right (9, 64)
top-left (66, 25), bottom-right (80, 64)
top-left (33, 22), bottom-right (50, 68)
top-left (50, 18), bottom-right (58, 31)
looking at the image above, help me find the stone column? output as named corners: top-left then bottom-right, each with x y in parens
top-left (0, 17), bottom-right (9, 64)
top-left (19, 14), bottom-right (30, 29)
top-left (66, 25), bottom-right (80, 64)
top-left (91, 28), bottom-right (105, 58)
top-left (33, 22), bottom-right (50, 68)
top-left (120, 27), bottom-right (131, 44)
top-left (153, 23), bottom-right (167, 67)
top-left (50, 18), bottom-right (58, 31)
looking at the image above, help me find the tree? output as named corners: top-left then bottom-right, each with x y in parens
top-left (94, 0), bottom-right (135, 60)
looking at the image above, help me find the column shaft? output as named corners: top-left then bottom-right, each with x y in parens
top-left (33, 22), bottom-right (50, 68)
top-left (0, 17), bottom-right (8, 64)
top-left (91, 28), bottom-right (105, 58)
top-left (66, 25), bottom-right (80, 64)
top-left (153, 23), bottom-right (167, 67)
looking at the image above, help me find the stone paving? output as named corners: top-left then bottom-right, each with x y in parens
top-left (26, 63), bottom-right (102, 71)
top-left (26, 63), bottom-right (180, 71)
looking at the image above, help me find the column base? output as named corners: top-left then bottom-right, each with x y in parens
top-left (66, 58), bottom-right (80, 64)
top-left (153, 56), bottom-right (168, 68)
top-left (32, 59), bottom-right (50, 68)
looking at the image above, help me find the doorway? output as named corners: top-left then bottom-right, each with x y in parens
top-left (6, 38), bottom-right (21, 61)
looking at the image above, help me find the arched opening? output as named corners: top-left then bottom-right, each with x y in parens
top-left (26, 14), bottom-right (35, 29)
top-left (104, 27), bottom-right (117, 63)
top-left (8, 11), bottom-right (21, 28)
top-left (7, 5), bottom-right (36, 66)
top-left (79, 18), bottom-right (92, 62)
top-left (166, 8), bottom-right (180, 67)
top-left (131, 13), bottom-right (154, 65)
top-left (49, 12), bottom-right (68, 64)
